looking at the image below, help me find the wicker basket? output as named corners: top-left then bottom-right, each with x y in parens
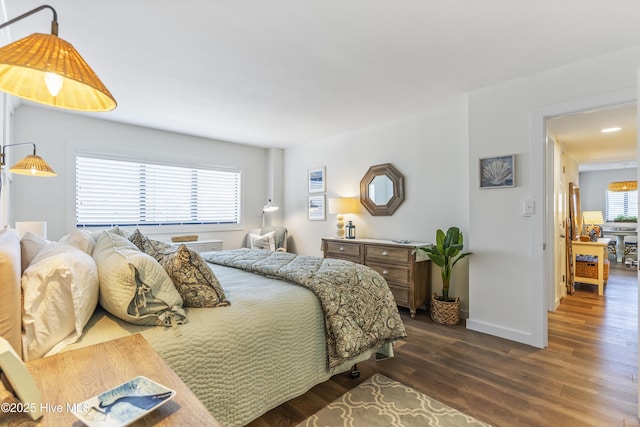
top-left (171, 235), bottom-right (199, 243)
top-left (430, 294), bottom-right (460, 325)
top-left (575, 258), bottom-right (609, 280)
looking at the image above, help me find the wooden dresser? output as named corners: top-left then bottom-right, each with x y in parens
top-left (321, 238), bottom-right (431, 317)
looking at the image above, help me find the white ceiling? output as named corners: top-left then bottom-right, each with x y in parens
top-left (546, 103), bottom-right (638, 171)
top-left (4, 1), bottom-right (640, 149)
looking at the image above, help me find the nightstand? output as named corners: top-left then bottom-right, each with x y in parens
top-left (1, 334), bottom-right (221, 426)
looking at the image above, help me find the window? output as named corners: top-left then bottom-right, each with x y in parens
top-left (606, 188), bottom-right (638, 222)
top-left (76, 155), bottom-right (241, 227)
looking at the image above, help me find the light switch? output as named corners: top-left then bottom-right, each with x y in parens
top-left (522, 198), bottom-right (535, 216)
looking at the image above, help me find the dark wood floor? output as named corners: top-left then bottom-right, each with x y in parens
top-left (248, 263), bottom-right (638, 427)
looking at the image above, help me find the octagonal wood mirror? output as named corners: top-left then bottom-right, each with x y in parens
top-left (360, 163), bottom-right (405, 216)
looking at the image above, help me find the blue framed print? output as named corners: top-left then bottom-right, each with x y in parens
top-left (480, 155), bottom-right (515, 188)
top-left (308, 166), bottom-right (326, 193)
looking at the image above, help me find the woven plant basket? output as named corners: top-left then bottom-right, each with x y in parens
top-left (430, 293), bottom-right (460, 325)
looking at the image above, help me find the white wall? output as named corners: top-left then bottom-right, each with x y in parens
top-left (284, 100), bottom-right (471, 313)
top-left (10, 105), bottom-right (280, 248)
top-left (467, 45), bottom-right (640, 347)
top-left (580, 168), bottom-right (638, 216)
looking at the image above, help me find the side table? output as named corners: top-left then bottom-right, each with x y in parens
top-left (1, 334), bottom-right (221, 426)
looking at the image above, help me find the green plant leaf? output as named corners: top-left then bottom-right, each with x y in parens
top-left (427, 253), bottom-right (446, 267)
top-left (435, 229), bottom-right (445, 252)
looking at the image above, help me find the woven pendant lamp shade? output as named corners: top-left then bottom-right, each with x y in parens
top-left (9, 154), bottom-right (56, 176)
top-left (0, 33), bottom-right (116, 112)
top-left (608, 181), bottom-right (638, 192)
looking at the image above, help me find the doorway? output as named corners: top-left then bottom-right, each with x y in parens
top-left (546, 102), bottom-right (637, 306)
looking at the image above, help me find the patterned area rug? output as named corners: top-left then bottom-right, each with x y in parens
top-left (297, 374), bottom-right (492, 427)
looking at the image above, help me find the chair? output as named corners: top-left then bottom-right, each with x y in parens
top-left (245, 226), bottom-right (288, 252)
top-left (607, 239), bottom-right (617, 260)
top-left (623, 240), bottom-right (638, 261)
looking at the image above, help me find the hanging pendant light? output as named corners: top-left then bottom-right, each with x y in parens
top-left (607, 181), bottom-right (638, 192)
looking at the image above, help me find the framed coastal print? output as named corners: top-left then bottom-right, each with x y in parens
top-left (308, 195), bottom-right (326, 221)
top-left (308, 167), bottom-right (326, 193)
top-left (480, 155), bottom-right (515, 188)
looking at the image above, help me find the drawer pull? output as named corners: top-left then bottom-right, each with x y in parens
top-left (339, 246), bottom-right (345, 251)
top-left (382, 251), bottom-right (389, 256)
top-left (382, 270), bottom-right (389, 275)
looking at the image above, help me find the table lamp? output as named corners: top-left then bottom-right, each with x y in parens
top-left (328, 197), bottom-right (358, 238)
top-left (582, 211), bottom-right (604, 242)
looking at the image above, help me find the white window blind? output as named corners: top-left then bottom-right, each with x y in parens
top-left (605, 189), bottom-right (638, 221)
top-left (76, 156), bottom-right (241, 227)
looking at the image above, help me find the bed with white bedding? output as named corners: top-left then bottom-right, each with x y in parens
top-left (0, 228), bottom-right (406, 427)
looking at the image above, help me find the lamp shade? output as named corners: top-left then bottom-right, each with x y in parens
top-left (262, 199), bottom-right (279, 213)
top-left (9, 154), bottom-right (56, 176)
top-left (328, 197), bottom-right (358, 215)
top-left (608, 181), bottom-right (637, 192)
top-left (0, 33), bottom-right (116, 112)
top-left (582, 211), bottom-right (604, 225)
top-left (15, 221), bottom-right (47, 239)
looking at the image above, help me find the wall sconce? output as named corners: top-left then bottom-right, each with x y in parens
top-left (261, 199), bottom-right (279, 227)
top-left (328, 197), bottom-right (358, 239)
top-left (0, 142), bottom-right (56, 193)
top-left (0, 5), bottom-right (116, 112)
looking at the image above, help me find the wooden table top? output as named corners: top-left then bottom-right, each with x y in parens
top-left (1, 334), bottom-right (220, 426)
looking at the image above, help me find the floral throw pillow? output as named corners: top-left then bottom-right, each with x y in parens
top-left (129, 229), bottom-right (229, 308)
top-left (160, 244), bottom-right (230, 308)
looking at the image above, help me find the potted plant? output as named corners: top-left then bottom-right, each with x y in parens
top-left (419, 227), bottom-right (472, 325)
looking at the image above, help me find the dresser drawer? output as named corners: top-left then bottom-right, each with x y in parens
top-left (366, 262), bottom-right (410, 284)
top-left (325, 241), bottom-right (361, 262)
top-left (365, 245), bottom-right (412, 264)
top-left (389, 285), bottom-right (409, 306)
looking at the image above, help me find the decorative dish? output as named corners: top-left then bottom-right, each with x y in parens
top-left (72, 376), bottom-right (175, 427)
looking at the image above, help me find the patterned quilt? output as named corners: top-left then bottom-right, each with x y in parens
top-left (203, 249), bottom-right (407, 369)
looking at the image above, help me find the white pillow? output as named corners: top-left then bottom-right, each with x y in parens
top-left (0, 228), bottom-right (23, 358)
top-left (20, 231), bottom-right (50, 273)
top-left (249, 231), bottom-right (276, 251)
top-left (93, 231), bottom-right (186, 326)
top-left (88, 225), bottom-right (128, 243)
top-left (59, 229), bottom-right (95, 255)
top-left (21, 243), bottom-right (99, 361)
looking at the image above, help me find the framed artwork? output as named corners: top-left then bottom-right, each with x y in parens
top-left (308, 195), bottom-right (326, 221)
top-left (308, 167), bottom-right (326, 193)
top-left (480, 155), bottom-right (515, 188)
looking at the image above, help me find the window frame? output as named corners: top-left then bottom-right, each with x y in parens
top-left (605, 188), bottom-right (638, 222)
top-left (74, 152), bottom-right (244, 233)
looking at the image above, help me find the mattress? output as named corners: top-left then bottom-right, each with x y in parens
top-left (64, 263), bottom-right (375, 426)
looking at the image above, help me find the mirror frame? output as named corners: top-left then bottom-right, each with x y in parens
top-left (360, 163), bottom-right (405, 216)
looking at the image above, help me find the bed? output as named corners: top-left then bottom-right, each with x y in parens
top-left (0, 227), bottom-right (406, 427)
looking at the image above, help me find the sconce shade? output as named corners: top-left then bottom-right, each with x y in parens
top-left (608, 181), bottom-right (637, 192)
top-left (0, 33), bottom-right (116, 112)
top-left (9, 154), bottom-right (56, 176)
top-left (328, 197), bottom-right (358, 215)
top-left (262, 199), bottom-right (279, 213)
top-left (582, 210), bottom-right (604, 225)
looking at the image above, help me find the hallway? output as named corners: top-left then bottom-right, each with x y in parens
top-left (550, 261), bottom-right (638, 425)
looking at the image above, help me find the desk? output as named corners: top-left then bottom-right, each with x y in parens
top-left (1, 334), bottom-right (221, 426)
top-left (602, 227), bottom-right (637, 263)
top-left (571, 240), bottom-right (608, 296)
